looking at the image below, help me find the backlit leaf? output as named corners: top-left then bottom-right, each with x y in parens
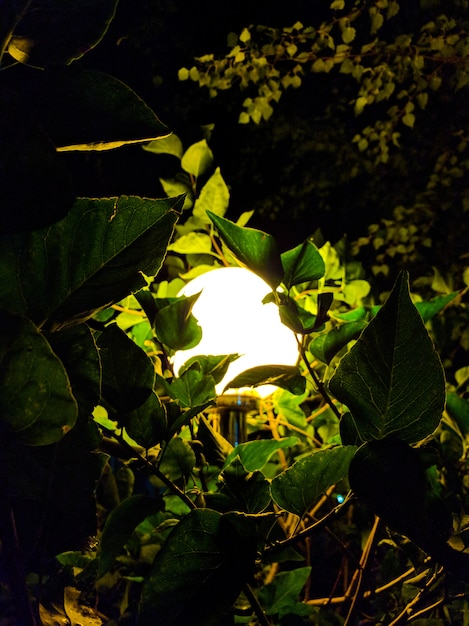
top-left (208, 211), bottom-right (283, 289)
top-left (281, 240), bottom-right (326, 289)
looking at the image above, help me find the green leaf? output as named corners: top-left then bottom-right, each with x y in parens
top-left (414, 292), bottom-right (460, 323)
top-left (143, 133), bottom-right (184, 159)
top-left (193, 168), bottom-right (230, 222)
top-left (446, 392), bottom-right (469, 435)
top-left (0, 195), bottom-right (181, 330)
top-left (220, 458), bottom-right (271, 513)
top-left (270, 446), bottom-right (356, 517)
top-left (123, 391), bottom-right (168, 449)
top-left (277, 292), bottom-right (332, 334)
top-left (308, 321), bottom-right (367, 364)
top-left (97, 324), bottom-right (155, 416)
top-left (47, 323), bottom-right (101, 415)
top-left (168, 232), bottom-right (213, 255)
top-left (165, 368), bottom-right (217, 409)
top-left (138, 509), bottom-right (256, 626)
top-left (179, 354), bottom-right (239, 385)
top-left (207, 212), bottom-right (283, 289)
top-left (154, 294), bottom-right (202, 351)
top-left (23, 67), bottom-right (170, 151)
top-left (0, 310), bottom-right (77, 445)
top-left (98, 494), bottom-right (163, 578)
top-left (158, 436), bottom-right (196, 482)
top-left (181, 139), bottom-right (214, 177)
top-left (281, 240), bottom-right (326, 289)
top-left (329, 271), bottom-right (445, 444)
top-left (224, 365), bottom-right (305, 395)
top-left (224, 437), bottom-right (299, 472)
top-left (259, 566), bottom-right (313, 619)
top-left (7, 0), bottom-right (118, 67)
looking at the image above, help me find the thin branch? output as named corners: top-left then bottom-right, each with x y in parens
top-left (343, 515), bottom-right (381, 625)
top-left (263, 492), bottom-right (354, 557)
top-left (243, 582), bottom-right (273, 626)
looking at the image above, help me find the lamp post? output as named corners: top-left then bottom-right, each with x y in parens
top-left (173, 267), bottom-right (298, 444)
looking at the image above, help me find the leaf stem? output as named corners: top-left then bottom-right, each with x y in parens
top-left (100, 427), bottom-right (197, 510)
top-left (297, 338), bottom-right (342, 420)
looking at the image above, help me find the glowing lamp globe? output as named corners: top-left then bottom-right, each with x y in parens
top-left (172, 267), bottom-right (298, 397)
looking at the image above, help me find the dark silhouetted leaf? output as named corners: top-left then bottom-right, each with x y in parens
top-left (0, 310), bottom-right (77, 445)
top-left (97, 324), bottom-right (155, 415)
top-left (138, 509), bottom-right (257, 626)
top-left (124, 391), bottom-right (168, 449)
top-left (25, 67), bottom-right (169, 150)
top-left (220, 458), bottom-right (271, 513)
top-left (329, 271), bottom-right (445, 444)
top-left (349, 439), bottom-right (469, 580)
top-left (47, 323), bottom-right (100, 415)
top-left (98, 494), bottom-right (163, 578)
top-left (7, 0), bottom-right (118, 67)
top-left (0, 84), bottom-right (74, 232)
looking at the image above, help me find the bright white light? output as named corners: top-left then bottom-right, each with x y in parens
top-left (172, 267), bottom-right (298, 397)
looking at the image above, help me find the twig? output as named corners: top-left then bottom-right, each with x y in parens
top-left (263, 492), bottom-right (354, 557)
top-left (243, 582), bottom-right (273, 626)
top-left (387, 566), bottom-right (445, 626)
top-left (343, 515), bottom-right (381, 625)
top-left (306, 565), bottom-right (417, 606)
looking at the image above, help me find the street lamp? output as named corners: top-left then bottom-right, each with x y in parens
top-left (173, 267), bottom-right (298, 443)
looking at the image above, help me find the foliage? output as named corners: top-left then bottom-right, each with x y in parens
top-left (1, 4), bottom-right (469, 626)
top-left (175, 0), bottom-right (469, 290)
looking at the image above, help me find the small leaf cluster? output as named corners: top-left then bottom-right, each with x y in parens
top-left (178, 1), bottom-right (469, 164)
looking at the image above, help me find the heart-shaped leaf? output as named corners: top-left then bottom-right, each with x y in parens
top-left (281, 240), bottom-right (326, 289)
top-left (329, 271), bottom-right (445, 444)
top-left (0, 310), bottom-right (77, 445)
top-left (7, 0), bottom-right (118, 67)
top-left (97, 324), bottom-right (155, 416)
top-left (138, 508), bottom-right (257, 626)
top-left (22, 67), bottom-right (169, 150)
top-left (124, 391), bottom-right (168, 449)
top-left (0, 195), bottom-right (182, 330)
top-left (154, 294), bottom-right (202, 351)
